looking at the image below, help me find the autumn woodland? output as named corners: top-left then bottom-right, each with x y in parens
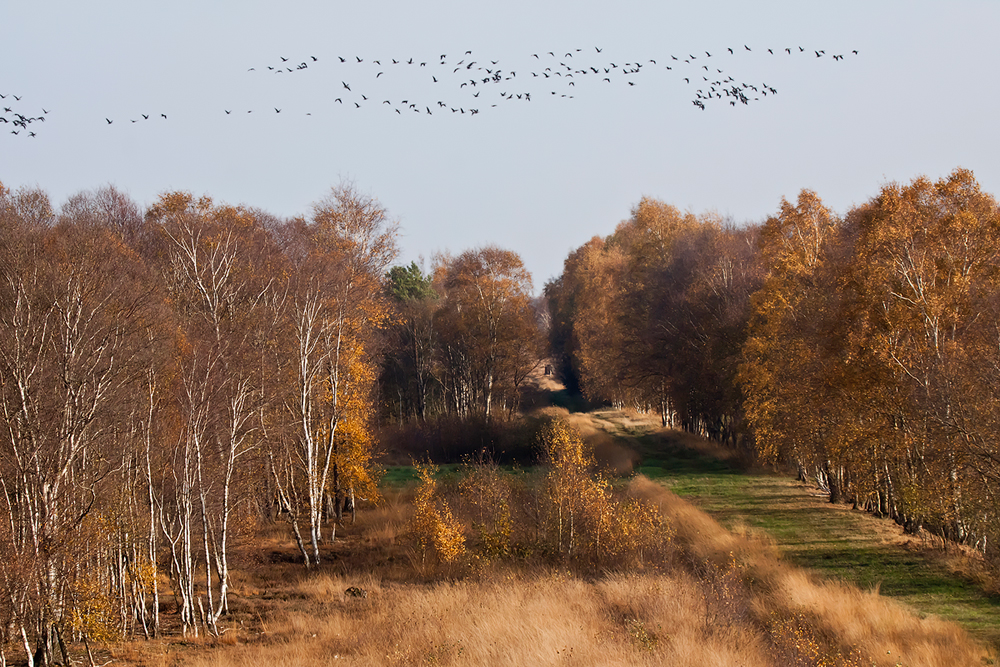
top-left (548, 167), bottom-right (1000, 545)
top-left (1, 169), bottom-right (999, 665)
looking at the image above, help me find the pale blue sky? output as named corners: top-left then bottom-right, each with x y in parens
top-left (3, 1), bottom-right (997, 292)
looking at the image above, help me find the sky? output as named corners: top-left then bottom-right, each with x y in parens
top-left (3, 0), bottom-right (998, 293)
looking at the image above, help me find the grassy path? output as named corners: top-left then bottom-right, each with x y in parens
top-left (627, 427), bottom-right (1000, 650)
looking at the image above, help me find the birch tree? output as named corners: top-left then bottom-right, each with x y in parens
top-left (270, 184), bottom-right (396, 566)
top-left (433, 247), bottom-right (540, 419)
top-left (0, 213), bottom-right (159, 663)
top-left (146, 192), bottom-right (278, 634)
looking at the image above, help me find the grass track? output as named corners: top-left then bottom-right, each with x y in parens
top-left (633, 428), bottom-right (1000, 650)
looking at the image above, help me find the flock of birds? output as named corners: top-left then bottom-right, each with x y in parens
top-left (4, 44), bottom-right (857, 138)
top-left (1, 93), bottom-right (48, 138)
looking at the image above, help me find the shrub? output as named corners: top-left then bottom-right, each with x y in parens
top-left (538, 418), bottom-right (673, 567)
top-left (409, 463), bottom-right (466, 565)
top-left (459, 461), bottom-right (514, 561)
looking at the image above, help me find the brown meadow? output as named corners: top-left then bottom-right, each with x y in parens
top-left (98, 476), bottom-right (988, 667)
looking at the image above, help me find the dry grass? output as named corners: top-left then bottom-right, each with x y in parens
top-left (157, 570), bottom-right (777, 667)
top-left (92, 475), bottom-right (990, 667)
top-left (629, 476), bottom-right (989, 667)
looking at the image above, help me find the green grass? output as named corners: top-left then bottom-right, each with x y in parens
top-left (634, 430), bottom-right (1000, 650)
top-left (380, 463), bottom-right (464, 486)
top-left (378, 418), bottom-right (1000, 649)
top-left (546, 389), bottom-right (593, 413)
top-left (380, 462), bottom-right (539, 487)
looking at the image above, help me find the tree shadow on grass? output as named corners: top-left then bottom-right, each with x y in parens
top-left (626, 426), bottom-right (1000, 649)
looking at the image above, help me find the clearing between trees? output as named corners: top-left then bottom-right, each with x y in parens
top-left (568, 406), bottom-right (1000, 651)
top-left (83, 405), bottom-right (996, 667)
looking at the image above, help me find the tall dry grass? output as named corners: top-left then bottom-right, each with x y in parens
top-left (174, 570), bottom-right (776, 667)
top-left (628, 476), bottom-right (988, 667)
top-left (109, 475), bottom-right (989, 667)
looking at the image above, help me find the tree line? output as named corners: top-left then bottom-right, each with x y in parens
top-left (546, 167), bottom-right (1000, 567)
top-left (0, 178), bottom-right (548, 664)
top-left (0, 182), bottom-right (385, 662)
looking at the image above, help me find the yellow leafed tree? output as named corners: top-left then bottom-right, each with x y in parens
top-left (269, 183), bottom-right (398, 567)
